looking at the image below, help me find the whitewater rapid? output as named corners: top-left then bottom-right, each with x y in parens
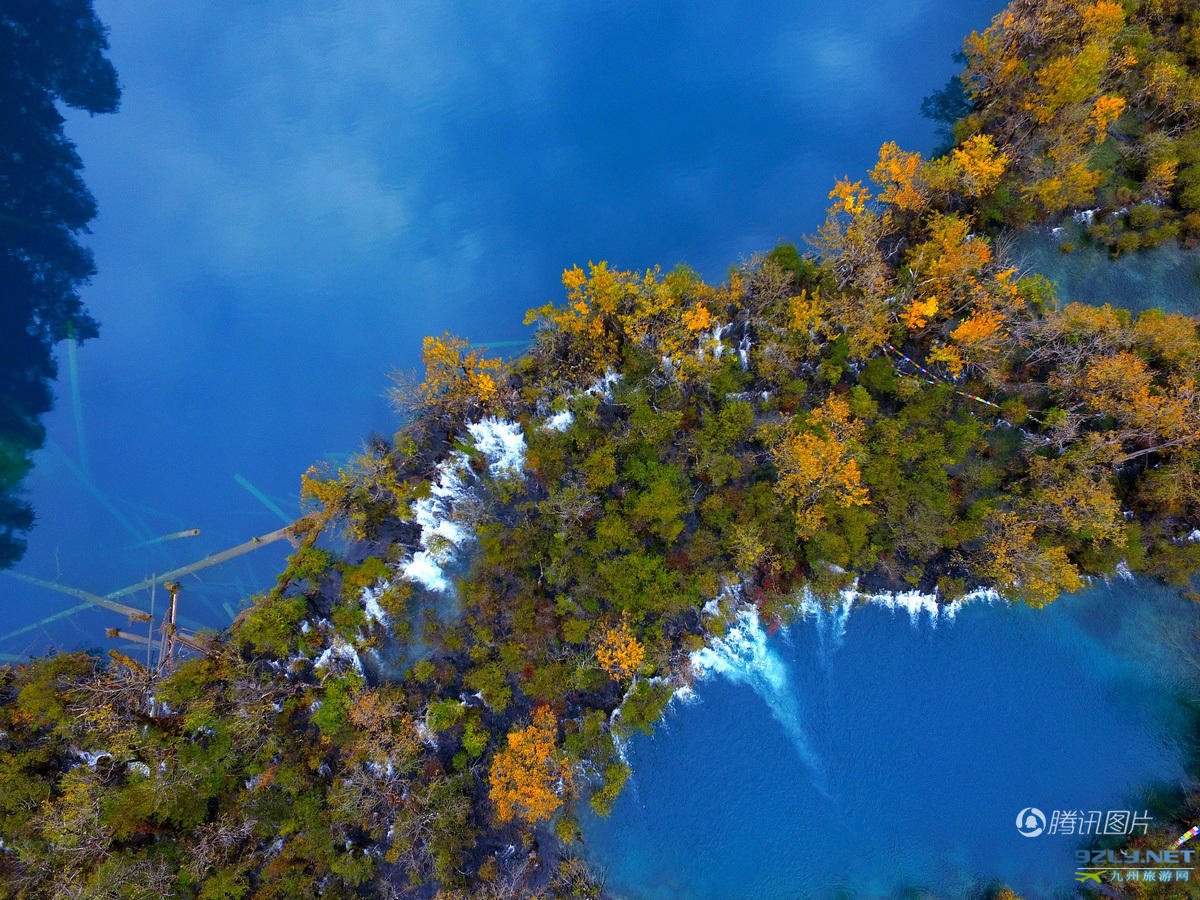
top-left (400, 417), bottom-right (527, 594)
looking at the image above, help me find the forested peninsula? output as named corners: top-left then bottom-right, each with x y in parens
top-left (3, 1), bottom-right (1200, 897)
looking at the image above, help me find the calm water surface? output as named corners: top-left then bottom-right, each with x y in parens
top-left (1012, 225), bottom-right (1200, 316)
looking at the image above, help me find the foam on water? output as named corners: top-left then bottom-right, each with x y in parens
top-left (401, 452), bottom-right (473, 593)
top-left (857, 588), bottom-right (944, 627)
top-left (403, 551), bottom-right (452, 594)
top-left (543, 409), bottom-right (573, 432)
top-left (808, 583), bottom-right (1005, 632)
top-left (313, 637), bottom-right (363, 677)
top-left (586, 369), bottom-right (622, 400)
top-left (794, 590), bottom-right (855, 659)
top-left (361, 582), bottom-right (390, 625)
top-left (683, 583), bottom-right (1011, 802)
top-left (585, 579), bottom-right (1197, 898)
top-left (695, 322), bottom-right (730, 361)
top-left (736, 332), bottom-right (751, 370)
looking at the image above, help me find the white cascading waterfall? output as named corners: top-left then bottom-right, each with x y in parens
top-left (691, 605), bottom-right (831, 798)
top-left (399, 417), bottom-right (527, 595)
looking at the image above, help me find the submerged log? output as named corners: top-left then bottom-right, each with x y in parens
top-left (107, 517), bottom-right (314, 600)
top-left (6, 572), bottom-right (151, 621)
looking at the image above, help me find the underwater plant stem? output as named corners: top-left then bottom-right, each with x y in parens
top-left (66, 324), bottom-right (90, 479)
top-left (234, 474), bottom-right (292, 524)
top-left (125, 529), bottom-right (201, 550)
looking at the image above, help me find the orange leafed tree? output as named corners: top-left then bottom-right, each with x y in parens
top-left (417, 332), bottom-right (504, 419)
top-left (681, 302), bottom-right (712, 333)
top-left (596, 618), bottom-right (645, 680)
top-left (488, 706), bottom-right (566, 824)
top-left (1133, 309), bottom-right (1200, 370)
top-left (1080, 352), bottom-right (1200, 456)
top-left (828, 177), bottom-right (870, 215)
top-left (903, 295), bottom-right (939, 330)
top-left (1088, 95), bottom-right (1126, 141)
top-left (951, 309), bottom-right (1004, 346)
top-left (870, 142), bottom-right (927, 211)
top-left (772, 396), bottom-right (869, 538)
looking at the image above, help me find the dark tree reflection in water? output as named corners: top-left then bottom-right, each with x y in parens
top-left (0, 0), bottom-right (119, 566)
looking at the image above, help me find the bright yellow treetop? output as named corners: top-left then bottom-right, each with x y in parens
top-left (488, 706), bottom-right (567, 824)
top-left (772, 396), bottom-right (869, 538)
top-left (596, 618), bottom-right (645, 680)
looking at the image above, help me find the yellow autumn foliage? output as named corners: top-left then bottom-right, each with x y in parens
top-left (950, 134), bottom-right (1011, 196)
top-left (1080, 1), bottom-right (1124, 39)
top-left (773, 397), bottom-right (869, 539)
top-left (951, 309), bottom-right (1004, 346)
top-left (927, 343), bottom-right (965, 377)
top-left (870, 142), bottom-right (927, 211)
top-left (596, 618), bottom-right (645, 680)
top-left (1088, 94), bottom-right (1126, 141)
top-left (981, 512), bottom-right (1082, 607)
top-left (829, 178), bottom-right (870, 215)
top-left (682, 303), bottom-right (712, 333)
top-left (419, 333), bottom-right (504, 418)
top-left (903, 296), bottom-right (940, 329)
top-left (488, 706), bottom-right (566, 824)
top-left (525, 262), bottom-right (741, 382)
top-left (787, 290), bottom-right (823, 333)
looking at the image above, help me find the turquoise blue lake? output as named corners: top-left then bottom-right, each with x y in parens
top-left (581, 582), bottom-right (1198, 898)
top-left (3, 2), bottom-right (1198, 896)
